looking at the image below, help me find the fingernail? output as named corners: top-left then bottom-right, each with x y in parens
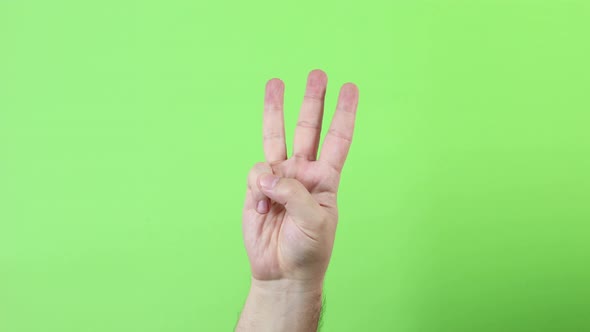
top-left (260, 174), bottom-right (279, 190)
top-left (256, 199), bottom-right (269, 214)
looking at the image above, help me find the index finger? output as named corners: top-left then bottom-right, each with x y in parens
top-left (263, 79), bottom-right (287, 164)
top-left (319, 83), bottom-right (359, 172)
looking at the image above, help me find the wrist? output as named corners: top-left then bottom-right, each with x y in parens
top-left (239, 278), bottom-right (324, 332)
top-left (250, 277), bottom-right (324, 295)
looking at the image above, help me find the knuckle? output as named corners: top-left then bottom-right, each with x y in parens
top-left (296, 120), bottom-right (321, 130)
top-left (327, 129), bottom-right (352, 143)
top-left (292, 152), bottom-right (311, 160)
top-left (303, 93), bottom-right (324, 103)
top-left (281, 179), bottom-right (303, 196)
top-left (284, 186), bottom-right (299, 198)
top-left (264, 104), bottom-right (283, 113)
top-left (263, 132), bottom-right (284, 141)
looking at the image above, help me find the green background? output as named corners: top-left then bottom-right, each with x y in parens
top-left (1, 1), bottom-right (589, 331)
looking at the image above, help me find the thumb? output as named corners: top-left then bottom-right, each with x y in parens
top-left (257, 173), bottom-right (322, 222)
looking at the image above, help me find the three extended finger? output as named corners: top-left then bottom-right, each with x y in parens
top-left (263, 79), bottom-right (287, 164)
top-left (292, 70), bottom-right (327, 161)
top-left (319, 83), bottom-right (359, 172)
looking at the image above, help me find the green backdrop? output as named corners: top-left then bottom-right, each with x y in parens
top-left (1, 1), bottom-right (589, 331)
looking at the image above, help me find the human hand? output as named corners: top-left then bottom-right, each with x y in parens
top-left (242, 70), bottom-right (359, 289)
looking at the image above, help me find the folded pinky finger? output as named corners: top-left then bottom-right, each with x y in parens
top-left (246, 162), bottom-right (273, 214)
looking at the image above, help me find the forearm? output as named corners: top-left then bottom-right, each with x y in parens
top-left (236, 278), bottom-right (324, 332)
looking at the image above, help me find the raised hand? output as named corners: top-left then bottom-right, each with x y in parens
top-left (241, 69), bottom-right (359, 286)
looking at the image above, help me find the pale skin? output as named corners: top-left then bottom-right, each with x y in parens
top-left (236, 69), bottom-right (359, 332)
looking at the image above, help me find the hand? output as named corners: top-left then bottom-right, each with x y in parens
top-left (242, 69), bottom-right (359, 287)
